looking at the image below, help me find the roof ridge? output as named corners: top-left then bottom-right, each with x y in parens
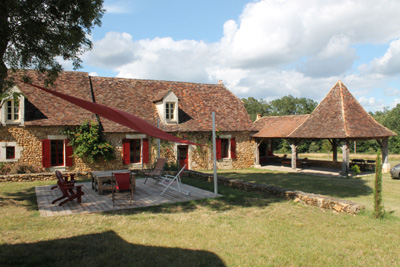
top-left (91, 75), bottom-right (222, 87)
top-left (339, 81), bottom-right (350, 137)
top-left (287, 114), bottom-right (311, 137)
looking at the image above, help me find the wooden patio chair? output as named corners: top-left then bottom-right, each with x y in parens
top-left (51, 171), bottom-right (76, 190)
top-left (144, 158), bottom-right (166, 184)
top-left (111, 172), bottom-right (134, 206)
top-left (51, 171), bottom-right (84, 206)
top-left (158, 165), bottom-right (190, 195)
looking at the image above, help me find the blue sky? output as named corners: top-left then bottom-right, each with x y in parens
top-left (72, 0), bottom-right (400, 112)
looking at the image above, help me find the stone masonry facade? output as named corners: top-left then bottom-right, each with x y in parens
top-left (0, 125), bottom-right (255, 172)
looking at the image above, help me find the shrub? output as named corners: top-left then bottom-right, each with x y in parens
top-left (374, 151), bottom-right (385, 219)
top-left (9, 163), bottom-right (44, 174)
top-left (64, 120), bottom-right (115, 163)
top-left (0, 163), bottom-right (13, 175)
top-left (351, 165), bottom-right (361, 177)
top-left (0, 163), bottom-right (44, 175)
top-left (165, 161), bottom-right (179, 171)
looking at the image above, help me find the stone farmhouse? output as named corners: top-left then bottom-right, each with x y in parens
top-left (0, 71), bottom-right (256, 172)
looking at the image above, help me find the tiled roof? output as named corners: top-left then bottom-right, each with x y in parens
top-left (90, 76), bottom-right (255, 132)
top-left (152, 89), bottom-right (172, 102)
top-left (252, 115), bottom-right (310, 138)
top-left (12, 70), bottom-right (95, 126)
top-left (10, 71), bottom-right (254, 132)
top-left (254, 81), bottom-right (397, 139)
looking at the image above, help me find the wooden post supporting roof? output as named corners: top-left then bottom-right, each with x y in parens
top-left (254, 138), bottom-right (264, 167)
top-left (289, 139), bottom-right (301, 170)
top-left (341, 140), bottom-right (350, 176)
top-left (381, 138), bottom-right (390, 173)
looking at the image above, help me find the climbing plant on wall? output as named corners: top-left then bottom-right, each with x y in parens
top-left (64, 120), bottom-right (115, 163)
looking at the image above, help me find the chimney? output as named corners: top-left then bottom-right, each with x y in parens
top-left (218, 80), bottom-right (224, 86)
top-left (256, 114), bottom-right (262, 121)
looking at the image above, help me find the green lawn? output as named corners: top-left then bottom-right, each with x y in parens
top-left (1, 176), bottom-right (400, 266)
top-left (207, 168), bottom-right (400, 217)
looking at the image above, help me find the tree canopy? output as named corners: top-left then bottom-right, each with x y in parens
top-left (0, 0), bottom-right (104, 101)
top-left (242, 95), bottom-right (318, 121)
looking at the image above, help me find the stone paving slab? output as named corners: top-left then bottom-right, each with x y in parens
top-left (36, 178), bottom-right (220, 217)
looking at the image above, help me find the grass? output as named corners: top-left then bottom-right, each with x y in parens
top-left (206, 168), bottom-right (400, 217)
top-left (1, 175), bottom-right (400, 266)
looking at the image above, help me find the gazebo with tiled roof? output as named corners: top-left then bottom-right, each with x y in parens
top-left (253, 81), bottom-right (396, 175)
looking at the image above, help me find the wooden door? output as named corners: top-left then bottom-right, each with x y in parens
top-left (177, 145), bottom-right (189, 170)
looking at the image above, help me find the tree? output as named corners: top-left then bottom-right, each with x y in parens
top-left (242, 97), bottom-right (271, 121)
top-left (269, 95), bottom-right (318, 115)
top-left (372, 104), bottom-right (400, 153)
top-left (242, 95), bottom-right (318, 121)
top-left (374, 151), bottom-right (384, 219)
top-left (0, 0), bottom-right (104, 104)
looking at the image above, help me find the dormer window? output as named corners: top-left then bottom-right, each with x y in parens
top-left (1, 86), bottom-right (25, 126)
top-left (166, 102), bottom-right (175, 120)
top-left (153, 90), bottom-right (179, 125)
top-left (6, 100), bottom-right (20, 122)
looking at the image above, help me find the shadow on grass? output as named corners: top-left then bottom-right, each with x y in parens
top-left (214, 171), bottom-right (373, 199)
top-left (110, 177), bottom-right (287, 216)
top-left (2, 186), bottom-right (38, 211)
top-left (0, 230), bottom-right (225, 267)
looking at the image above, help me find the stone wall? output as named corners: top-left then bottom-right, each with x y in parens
top-left (0, 171), bottom-right (91, 182)
top-left (0, 126), bottom-right (255, 172)
top-left (151, 131), bottom-right (256, 171)
top-left (182, 170), bottom-right (365, 214)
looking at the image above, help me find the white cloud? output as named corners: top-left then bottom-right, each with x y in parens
top-left (84, 0), bottom-right (400, 111)
top-left (358, 96), bottom-right (385, 111)
top-left (86, 32), bottom-right (137, 68)
top-left (365, 39), bottom-right (400, 75)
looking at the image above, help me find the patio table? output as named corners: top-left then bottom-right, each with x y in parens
top-left (92, 169), bottom-right (136, 194)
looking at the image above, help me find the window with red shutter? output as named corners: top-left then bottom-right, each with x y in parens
top-left (42, 139), bottom-right (51, 168)
top-left (142, 138), bottom-right (149, 163)
top-left (230, 138), bottom-right (236, 159)
top-left (122, 139), bottom-right (130, 165)
top-left (216, 138), bottom-right (222, 160)
top-left (129, 139), bottom-right (141, 163)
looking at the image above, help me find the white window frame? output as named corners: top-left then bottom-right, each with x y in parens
top-left (154, 91), bottom-right (179, 125)
top-left (0, 86), bottom-right (25, 126)
top-left (166, 102), bottom-right (175, 120)
top-left (0, 142), bottom-right (23, 162)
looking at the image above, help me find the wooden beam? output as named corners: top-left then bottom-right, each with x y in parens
top-left (288, 139), bottom-right (302, 170)
top-left (381, 138), bottom-right (390, 173)
top-left (340, 140), bottom-right (349, 176)
top-left (254, 138), bottom-right (265, 166)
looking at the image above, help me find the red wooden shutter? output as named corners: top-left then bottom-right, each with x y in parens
top-left (65, 139), bottom-right (73, 166)
top-left (230, 138), bottom-right (236, 159)
top-left (122, 139), bottom-right (130, 165)
top-left (42, 139), bottom-right (51, 168)
top-left (142, 138), bottom-right (149, 164)
top-left (216, 138), bottom-right (222, 160)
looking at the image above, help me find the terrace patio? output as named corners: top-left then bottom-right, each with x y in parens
top-left (36, 178), bottom-right (219, 217)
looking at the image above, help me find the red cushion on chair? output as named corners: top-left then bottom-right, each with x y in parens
top-left (114, 173), bottom-right (131, 190)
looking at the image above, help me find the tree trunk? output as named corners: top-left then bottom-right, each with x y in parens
top-left (0, 0), bottom-right (11, 96)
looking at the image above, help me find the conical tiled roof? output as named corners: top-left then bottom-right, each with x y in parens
top-left (289, 81), bottom-right (396, 139)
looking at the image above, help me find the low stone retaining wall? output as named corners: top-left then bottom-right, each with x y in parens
top-left (0, 171), bottom-right (90, 182)
top-left (182, 170), bottom-right (365, 215)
